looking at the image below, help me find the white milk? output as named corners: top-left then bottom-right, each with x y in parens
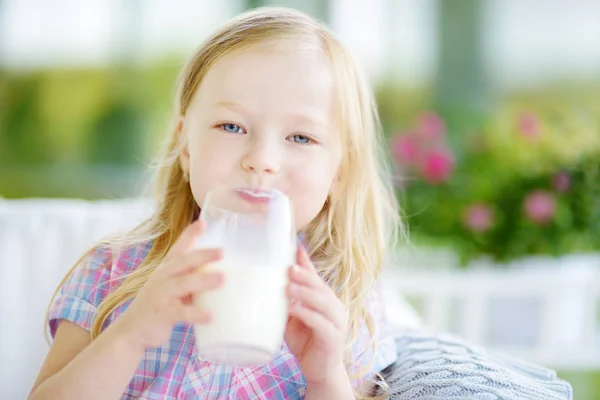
top-left (193, 263), bottom-right (289, 366)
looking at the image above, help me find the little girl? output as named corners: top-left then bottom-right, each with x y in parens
top-left (30, 7), bottom-right (401, 400)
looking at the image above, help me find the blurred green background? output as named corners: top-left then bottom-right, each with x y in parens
top-left (1, 0), bottom-right (599, 397)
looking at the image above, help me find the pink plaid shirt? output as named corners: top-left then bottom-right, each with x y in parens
top-left (48, 242), bottom-right (397, 399)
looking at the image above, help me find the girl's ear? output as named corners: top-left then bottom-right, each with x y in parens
top-left (177, 117), bottom-right (190, 174)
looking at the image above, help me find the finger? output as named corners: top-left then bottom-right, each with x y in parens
top-left (168, 248), bottom-right (223, 276)
top-left (168, 219), bottom-right (205, 259)
top-left (289, 302), bottom-right (337, 339)
top-left (296, 245), bottom-right (315, 272)
top-left (176, 304), bottom-right (212, 325)
top-left (287, 283), bottom-right (345, 330)
top-left (289, 264), bottom-right (326, 289)
top-left (169, 271), bottom-right (223, 298)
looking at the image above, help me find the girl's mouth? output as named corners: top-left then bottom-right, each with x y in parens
top-left (235, 188), bottom-right (276, 204)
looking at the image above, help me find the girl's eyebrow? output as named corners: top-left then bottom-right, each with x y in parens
top-left (289, 113), bottom-right (329, 130)
top-left (211, 101), bottom-right (246, 113)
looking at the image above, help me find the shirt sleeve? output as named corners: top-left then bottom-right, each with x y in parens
top-left (47, 247), bottom-right (114, 338)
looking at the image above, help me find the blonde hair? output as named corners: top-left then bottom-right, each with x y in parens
top-left (47, 7), bottom-right (400, 398)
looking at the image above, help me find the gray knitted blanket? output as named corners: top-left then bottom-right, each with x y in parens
top-left (376, 330), bottom-right (573, 400)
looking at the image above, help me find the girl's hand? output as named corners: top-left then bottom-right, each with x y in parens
top-left (284, 246), bottom-right (350, 387)
top-left (113, 220), bottom-right (224, 350)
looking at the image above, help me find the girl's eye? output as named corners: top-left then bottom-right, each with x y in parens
top-left (290, 134), bottom-right (312, 144)
top-left (220, 123), bottom-right (245, 134)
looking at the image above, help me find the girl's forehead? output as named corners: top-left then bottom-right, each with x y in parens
top-left (206, 46), bottom-right (332, 89)
top-left (191, 46), bottom-right (336, 120)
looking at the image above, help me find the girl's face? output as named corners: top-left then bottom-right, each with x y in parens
top-left (180, 45), bottom-right (341, 230)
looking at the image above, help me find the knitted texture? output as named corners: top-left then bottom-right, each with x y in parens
top-left (377, 330), bottom-right (573, 400)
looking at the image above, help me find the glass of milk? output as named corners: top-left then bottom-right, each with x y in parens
top-left (192, 186), bottom-right (295, 366)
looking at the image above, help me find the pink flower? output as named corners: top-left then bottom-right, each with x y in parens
top-left (463, 203), bottom-right (494, 232)
top-left (524, 190), bottom-right (556, 225)
top-left (552, 170), bottom-right (571, 193)
top-left (418, 147), bottom-right (455, 185)
top-left (391, 133), bottom-right (420, 165)
top-left (416, 111), bottom-right (445, 140)
top-left (517, 112), bottom-right (541, 139)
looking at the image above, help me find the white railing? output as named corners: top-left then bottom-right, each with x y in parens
top-left (383, 255), bottom-right (600, 371)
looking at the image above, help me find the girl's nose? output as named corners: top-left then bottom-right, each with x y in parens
top-left (240, 140), bottom-right (281, 175)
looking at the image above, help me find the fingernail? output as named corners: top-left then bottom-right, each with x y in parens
top-left (205, 272), bottom-right (221, 284)
top-left (204, 248), bottom-right (222, 259)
